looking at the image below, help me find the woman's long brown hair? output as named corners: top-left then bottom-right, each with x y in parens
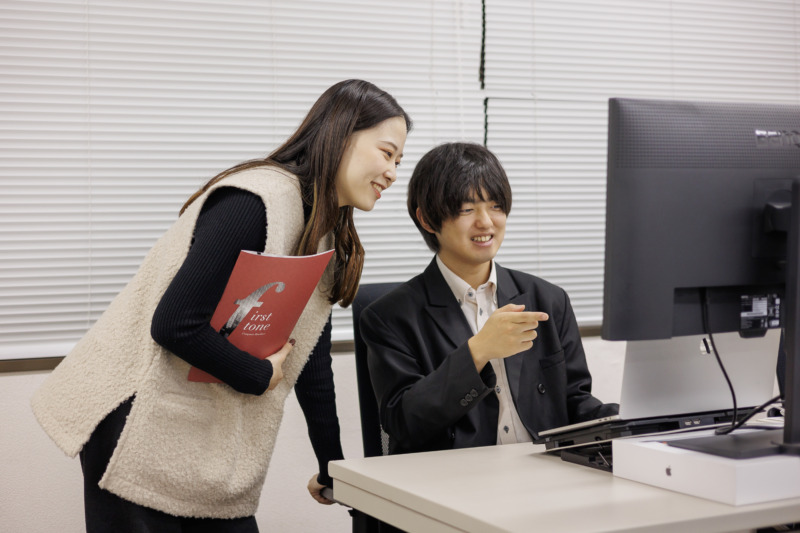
top-left (180, 80), bottom-right (412, 307)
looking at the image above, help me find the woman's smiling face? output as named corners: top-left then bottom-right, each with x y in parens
top-left (335, 116), bottom-right (407, 211)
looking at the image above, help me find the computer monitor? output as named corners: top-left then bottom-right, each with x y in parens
top-left (602, 97), bottom-right (800, 457)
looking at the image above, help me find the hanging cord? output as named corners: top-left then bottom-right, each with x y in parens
top-left (699, 288), bottom-right (739, 435)
top-left (702, 288), bottom-right (783, 435)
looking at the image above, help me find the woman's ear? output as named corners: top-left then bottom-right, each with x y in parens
top-left (416, 208), bottom-right (435, 234)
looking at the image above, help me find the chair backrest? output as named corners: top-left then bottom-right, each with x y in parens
top-left (351, 282), bottom-right (401, 458)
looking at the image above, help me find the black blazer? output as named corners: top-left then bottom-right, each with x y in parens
top-left (361, 259), bottom-right (618, 455)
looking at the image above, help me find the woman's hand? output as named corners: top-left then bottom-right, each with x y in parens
top-left (267, 339), bottom-right (294, 391)
top-left (307, 474), bottom-right (334, 505)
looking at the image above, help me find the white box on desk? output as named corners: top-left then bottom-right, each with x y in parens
top-left (613, 432), bottom-right (800, 505)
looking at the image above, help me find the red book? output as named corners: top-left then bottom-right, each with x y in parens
top-left (187, 249), bottom-right (335, 383)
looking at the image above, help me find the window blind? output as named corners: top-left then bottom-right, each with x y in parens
top-left (4, 0), bottom-right (800, 359)
top-left (0, 0), bottom-right (484, 359)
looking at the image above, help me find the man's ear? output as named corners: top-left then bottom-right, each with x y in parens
top-left (416, 208), bottom-right (436, 234)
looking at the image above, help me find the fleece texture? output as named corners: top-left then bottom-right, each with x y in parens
top-left (31, 166), bottom-right (334, 518)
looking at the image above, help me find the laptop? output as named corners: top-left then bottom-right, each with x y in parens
top-left (534, 330), bottom-right (781, 466)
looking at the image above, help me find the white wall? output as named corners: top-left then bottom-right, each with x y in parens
top-left (0, 340), bottom-right (626, 532)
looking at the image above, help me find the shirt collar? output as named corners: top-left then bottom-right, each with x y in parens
top-left (435, 255), bottom-right (497, 303)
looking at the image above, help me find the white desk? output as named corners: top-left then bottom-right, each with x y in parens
top-left (329, 443), bottom-right (800, 533)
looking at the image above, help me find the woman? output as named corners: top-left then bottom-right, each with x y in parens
top-left (31, 79), bottom-right (411, 532)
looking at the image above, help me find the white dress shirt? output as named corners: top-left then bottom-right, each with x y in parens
top-left (435, 256), bottom-right (533, 444)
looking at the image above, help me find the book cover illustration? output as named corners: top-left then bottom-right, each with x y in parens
top-left (187, 248), bottom-right (334, 383)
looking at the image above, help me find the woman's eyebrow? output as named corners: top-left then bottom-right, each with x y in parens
top-left (381, 140), bottom-right (403, 158)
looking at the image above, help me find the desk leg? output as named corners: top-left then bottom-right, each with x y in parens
top-left (351, 508), bottom-right (383, 533)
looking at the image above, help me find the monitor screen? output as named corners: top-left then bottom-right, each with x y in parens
top-left (602, 97), bottom-right (797, 342)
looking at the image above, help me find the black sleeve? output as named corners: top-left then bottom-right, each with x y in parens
top-left (294, 316), bottom-right (345, 487)
top-left (151, 186), bottom-right (273, 395)
top-left (362, 304), bottom-right (495, 450)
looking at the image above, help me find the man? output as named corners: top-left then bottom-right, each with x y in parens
top-left (361, 142), bottom-right (618, 456)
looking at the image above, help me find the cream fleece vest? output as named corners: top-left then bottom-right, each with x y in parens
top-left (31, 166), bottom-right (334, 519)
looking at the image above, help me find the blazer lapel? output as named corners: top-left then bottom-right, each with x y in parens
top-left (495, 264), bottom-right (528, 413)
top-left (421, 259), bottom-right (474, 350)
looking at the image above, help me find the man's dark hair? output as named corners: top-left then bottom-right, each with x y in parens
top-left (407, 142), bottom-right (512, 252)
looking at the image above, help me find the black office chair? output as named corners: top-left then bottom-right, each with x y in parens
top-left (351, 282), bottom-right (400, 458)
top-left (349, 282), bottom-right (401, 533)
